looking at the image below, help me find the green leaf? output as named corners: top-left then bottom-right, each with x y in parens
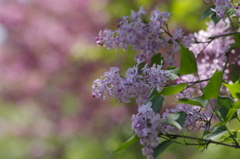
top-left (159, 84), bottom-right (186, 95)
top-left (202, 70), bottom-right (223, 100)
top-left (203, 130), bottom-right (211, 137)
top-left (213, 122), bottom-right (223, 127)
top-left (206, 125), bottom-right (227, 140)
top-left (178, 43), bottom-right (198, 75)
top-left (217, 96), bottom-right (235, 122)
top-left (233, 33), bottom-right (240, 48)
top-left (218, 107), bottom-right (229, 121)
top-left (196, 144), bottom-right (206, 151)
top-left (176, 96), bottom-right (208, 107)
top-left (217, 135), bottom-right (233, 143)
top-left (105, 135), bottom-right (139, 159)
top-left (229, 64), bottom-right (239, 83)
top-left (195, 139), bottom-right (206, 150)
top-left (198, 5), bottom-right (215, 22)
top-left (233, 100), bottom-right (240, 109)
top-left (166, 111), bottom-right (187, 130)
top-left (229, 43), bottom-right (237, 50)
top-left (150, 54), bottom-right (164, 67)
top-left (211, 13), bottom-right (221, 25)
top-left (223, 80), bottom-right (240, 99)
top-left (153, 140), bottom-right (173, 159)
top-left (148, 88), bottom-right (164, 113)
top-left (217, 96), bottom-right (233, 110)
top-left (226, 108), bottom-right (238, 122)
top-left (137, 62), bottom-right (146, 71)
top-left (165, 67), bottom-right (180, 80)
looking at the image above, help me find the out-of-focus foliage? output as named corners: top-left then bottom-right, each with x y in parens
top-left (0, 0), bottom-right (239, 159)
top-left (0, 0), bottom-right (138, 158)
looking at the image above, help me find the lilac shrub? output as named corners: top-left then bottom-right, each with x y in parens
top-left (92, 2), bottom-right (240, 159)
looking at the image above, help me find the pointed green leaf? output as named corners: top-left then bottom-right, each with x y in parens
top-left (198, 5), bottom-right (215, 22)
top-left (137, 62), bottom-right (146, 71)
top-left (211, 13), bottom-right (221, 25)
top-left (153, 141), bottom-right (173, 159)
top-left (159, 84), bottom-right (186, 95)
top-left (202, 70), bottom-right (223, 99)
top-left (148, 88), bottom-right (164, 113)
top-left (218, 107), bottom-right (229, 121)
top-left (165, 67), bottom-right (180, 80)
top-left (226, 108), bottom-right (238, 122)
top-left (229, 64), bottom-right (239, 83)
top-left (217, 96), bottom-right (237, 121)
top-left (105, 135), bottom-right (139, 159)
top-left (229, 43), bottom-right (237, 50)
top-left (217, 96), bottom-right (233, 110)
top-left (213, 122), bottom-right (223, 127)
top-left (150, 54), bottom-right (164, 66)
top-left (196, 144), bottom-right (206, 151)
top-left (206, 125), bottom-right (227, 140)
top-left (233, 33), bottom-right (240, 48)
top-left (223, 80), bottom-right (240, 99)
top-left (233, 100), bottom-right (240, 109)
top-left (176, 96), bottom-right (208, 107)
top-left (166, 111), bottom-right (187, 130)
top-left (178, 43), bottom-right (198, 75)
top-left (203, 130), bottom-right (211, 137)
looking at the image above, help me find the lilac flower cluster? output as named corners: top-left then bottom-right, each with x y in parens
top-left (95, 7), bottom-right (193, 65)
top-left (92, 63), bottom-right (170, 105)
top-left (95, 7), bottom-right (170, 63)
top-left (91, 5), bottom-right (240, 159)
top-left (131, 89), bottom-right (210, 159)
top-left (160, 104), bottom-right (210, 133)
top-left (131, 102), bottom-right (161, 159)
top-left (181, 19), bottom-right (239, 85)
top-left (174, 89), bottom-right (211, 131)
top-left (161, 89), bottom-right (210, 133)
top-left (205, 0), bottom-right (240, 19)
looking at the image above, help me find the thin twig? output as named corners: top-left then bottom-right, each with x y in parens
top-left (208, 32), bottom-right (239, 39)
top-left (161, 134), bottom-right (240, 149)
top-left (196, 39), bottom-right (213, 58)
top-left (180, 78), bottom-right (210, 85)
top-left (222, 49), bottom-right (231, 74)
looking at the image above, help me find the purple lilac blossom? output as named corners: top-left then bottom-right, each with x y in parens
top-left (131, 89), bottom-right (210, 159)
top-left (160, 89), bottom-right (210, 133)
top-left (174, 89), bottom-right (212, 131)
top-left (205, 0), bottom-right (240, 19)
top-left (212, 0), bottom-right (234, 18)
top-left (180, 19), bottom-right (239, 86)
top-left (131, 102), bottom-right (160, 159)
top-left (95, 7), bottom-right (193, 66)
top-left (92, 63), bottom-right (170, 105)
top-left (96, 7), bottom-right (170, 63)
